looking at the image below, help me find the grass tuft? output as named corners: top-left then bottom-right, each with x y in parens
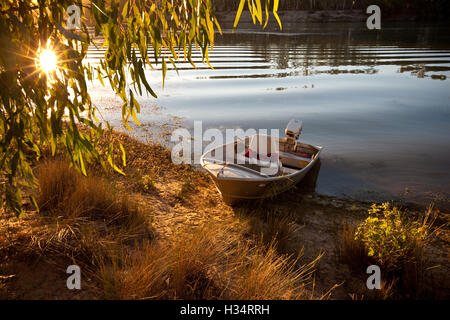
top-left (99, 241), bottom-right (167, 299)
top-left (339, 223), bottom-right (371, 271)
top-left (31, 159), bottom-right (153, 270)
top-left (37, 160), bottom-right (79, 212)
top-left (231, 243), bottom-right (319, 299)
top-left (37, 160), bottom-right (149, 229)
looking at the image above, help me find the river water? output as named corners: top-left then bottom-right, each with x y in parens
top-left (88, 22), bottom-right (450, 205)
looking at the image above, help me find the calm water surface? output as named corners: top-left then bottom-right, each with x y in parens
top-left (88, 22), bottom-right (450, 205)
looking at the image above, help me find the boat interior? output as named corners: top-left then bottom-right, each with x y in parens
top-left (202, 135), bottom-right (320, 179)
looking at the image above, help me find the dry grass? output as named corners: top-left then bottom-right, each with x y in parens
top-left (26, 219), bottom-right (111, 268)
top-left (230, 244), bottom-right (319, 299)
top-left (13, 212), bottom-right (152, 278)
top-left (350, 279), bottom-right (396, 300)
top-left (260, 214), bottom-right (300, 254)
top-left (19, 159), bottom-right (154, 273)
top-left (236, 207), bottom-right (301, 255)
top-left (97, 224), bottom-right (225, 299)
top-left (98, 224), bottom-right (231, 300)
top-left (37, 160), bottom-right (149, 230)
top-left (36, 159), bottom-right (80, 212)
top-left (165, 224), bottom-right (234, 299)
top-left (99, 241), bottom-right (168, 299)
top-left (339, 223), bottom-right (371, 271)
top-left (97, 220), bottom-right (320, 300)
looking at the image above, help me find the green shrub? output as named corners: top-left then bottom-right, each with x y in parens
top-left (354, 202), bottom-right (429, 271)
top-left (176, 177), bottom-right (193, 199)
top-left (137, 174), bottom-right (156, 193)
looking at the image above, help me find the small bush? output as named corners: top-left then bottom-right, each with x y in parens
top-left (354, 202), bottom-right (430, 272)
top-left (130, 169), bottom-right (156, 193)
top-left (137, 174), bottom-right (156, 193)
top-left (176, 177), bottom-right (193, 199)
top-left (341, 202), bottom-right (437, 299)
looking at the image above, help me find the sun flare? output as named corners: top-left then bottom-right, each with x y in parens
top-left (38, 49), bottom-right (57, 73)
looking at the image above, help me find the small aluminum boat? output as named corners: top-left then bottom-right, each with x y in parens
top-left (200, 119), bottom-right (323, 204)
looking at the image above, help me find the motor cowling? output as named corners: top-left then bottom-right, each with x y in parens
top-left (285, 119), bottom-right (302, 141)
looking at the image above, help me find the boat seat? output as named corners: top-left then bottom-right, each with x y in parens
top-left (237, 134), bottom-right (282, 176)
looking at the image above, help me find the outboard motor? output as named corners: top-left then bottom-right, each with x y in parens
top-left (285, 119), bottom-right (302, 151)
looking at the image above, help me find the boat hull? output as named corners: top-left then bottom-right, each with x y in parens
top-left (202, 147), bottom-right (321, 205)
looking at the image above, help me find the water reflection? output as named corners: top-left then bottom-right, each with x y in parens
top-left (200, 24), bottom-right (450, 80)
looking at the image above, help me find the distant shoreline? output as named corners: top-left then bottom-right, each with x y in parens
top-left (217, 9), bottom-right (367, 23)
top-left (215, 9), bottom-right (432, 29)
